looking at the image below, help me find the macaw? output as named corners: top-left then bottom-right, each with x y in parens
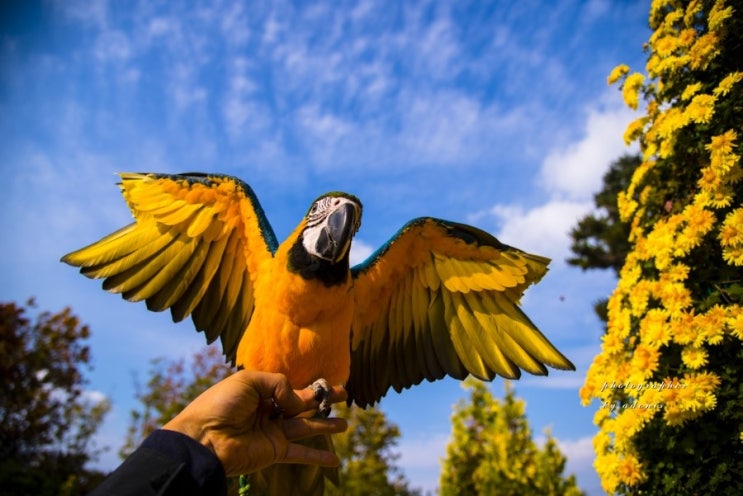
top-left (62, 172), bottom-right (574, 493)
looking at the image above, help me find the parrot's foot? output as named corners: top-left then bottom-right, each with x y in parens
top-left (310, 378), bottom-right (332, 418)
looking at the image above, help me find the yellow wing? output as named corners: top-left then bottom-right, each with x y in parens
top-left (61, 172), bottom-right (277, 362)
top-left (348, 217), bottom-right (574, 407)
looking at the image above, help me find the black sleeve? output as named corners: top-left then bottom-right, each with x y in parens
top-left (89, 429), bottom-right (228, 496)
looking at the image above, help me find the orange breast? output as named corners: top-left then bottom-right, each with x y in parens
top-left (235, 256), bottom-right (354, 389)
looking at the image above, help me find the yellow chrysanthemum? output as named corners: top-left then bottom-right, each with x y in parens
top-left (631, 344), bottom-right (660, 378)
top-left (683, 0), bottom-right (703, 24)
top-left (723, 246), bottom-right (743, 266)
top-left (714, 71), bottom-right (743, 96)
top-left (622, 72), bottom-right (645, 110)
top-left (661, 262), bottom-right (690, 282)
top-left (726, 309), bottom-right (743, 339)
top-left (593, 429), bottom-right (612, 454)
top-left (683, 203), bottom-right (715, 236)
top-left (706, 128), bottom-right (737, 155)
top-left (596, 452), bottom-right (620, 493)
top-left (719, 208), bottom-right (743, 247)
top-left (653, 34), bottom-right (680, 57)
top-left (618, 191), bottom-right (639, 222)
top-left (708, 2), bottom-right (733, 31)
top-left (670, 311), bottom-right (697, 345)
top-left (629, 282), bottom-right (652, 316)
top-left (693, 305), bottom-right (727, 346)
top-left (689, 32), bottom-right (720, 69)
top-left (654, 106), bottom-right (688, 139)
top-left (684, 93), bottom-right (716, 124)
top-left (623, 117), bottom-right (647, 145)
top-left (640, 308), bottom-right (671, 346)
top-left (702, 187), bottom-right (734, 209)
top-left (681, 82), bottom-right (703, 101)
top-left (697, 165), bottom-right (721, 192)
top-left (678, 27), bottom-right (696, 47)
top-left (681, 346), bottom-right (708, 369)
top-left (616, 453), bottom-right (645, 487)
top-left (659, 283), bottom-right (692, 317)
top-left (608, 64), bottom-right (630, 85)
top-left (601, 331), bottom-right (626, 355)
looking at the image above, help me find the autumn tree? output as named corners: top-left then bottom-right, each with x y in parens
top-left (326, 402), bottom-right (419, 496)
top-left (0, 299), bottom-right (110, 496)
top-left (580, 0), bottom-right (743, 493)
top-left (440, 378), bottom-right (583, 496)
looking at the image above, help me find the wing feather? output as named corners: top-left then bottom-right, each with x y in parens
top-left (348, 217), bottom-right (574, 407)
top-left (148, 236), bottom-right (210, 311)
top-left (61, 172), bottom-right (277, 363)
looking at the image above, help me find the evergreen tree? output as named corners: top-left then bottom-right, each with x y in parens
top-left (440, 378), bottom-right (583, 496)
top-left (326, 402), bottom-right (419, 496)
top-left (580, 0), bottom-right (743, 493)
top-left (568, 154), bottom-right (640, 276)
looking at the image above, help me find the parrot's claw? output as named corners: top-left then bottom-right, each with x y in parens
top-left (310, 378), bottom-right (332, 418)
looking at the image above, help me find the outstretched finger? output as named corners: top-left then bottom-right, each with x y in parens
top-left (283, 417), bottom-right (348, 442)
top-left (282, 441), bottom-right (341, 467)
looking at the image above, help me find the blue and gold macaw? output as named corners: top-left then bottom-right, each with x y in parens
top-left (62, 172), bottom-right (574, 493)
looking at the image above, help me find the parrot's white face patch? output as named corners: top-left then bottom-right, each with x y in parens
top-left (302, 196), bottom-right (360, 262)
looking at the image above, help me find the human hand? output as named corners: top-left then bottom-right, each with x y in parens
top-left (163, 370), bottom-right (348, 476)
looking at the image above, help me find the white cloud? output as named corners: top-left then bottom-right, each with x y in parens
top-left (398, 432), bottom-right (449, 469)
top-left (53, 0), bottom-right (108, 28)
top-left (487, 200), bottom-right (593, 259)
top-left (82, 389), bottom-right (109, 405)
top-left (475, 90), bottom-right (637, 263)
top-left (94, 30), bottom-right (132, 62)
top-left (397, 433), bottom-right (449, 494)
top-left (540, 95), bottom-right (637, 201)
top-left (556, 436), bottom-right (601, 494)
top-left (350, 239), bottom-right (375, 266)
top-left (556, 435), bottom-right (595, 466)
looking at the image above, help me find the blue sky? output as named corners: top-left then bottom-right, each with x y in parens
top-left (1, 1), bottom-right (650, 493)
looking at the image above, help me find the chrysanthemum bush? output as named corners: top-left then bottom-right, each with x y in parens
top-left (579, 0), bottom-right (743, 493)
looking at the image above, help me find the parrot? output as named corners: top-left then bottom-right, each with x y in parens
top-left (62, 172), bottom-right (575, 494)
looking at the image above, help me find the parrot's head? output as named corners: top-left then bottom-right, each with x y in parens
top-left (301, 192), bottom-right (362, 264)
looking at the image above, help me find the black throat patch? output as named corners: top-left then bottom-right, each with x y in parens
top-left (288, 236), bottom-right (350, 287)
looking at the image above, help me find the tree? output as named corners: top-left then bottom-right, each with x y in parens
top-left (326, 402), bottom-right (419, 496)
top-left (0, 299), bottom-right (110, 496)
top-left (440, 378), bottom-right (583, 496)
top-left (579, 0), bottom-right (743, 493)
top-left (568, 154), bottom-right (640, 276)
top-left (121, 345), bottom-right (232, 458)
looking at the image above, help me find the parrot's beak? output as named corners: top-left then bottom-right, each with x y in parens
top-left (317, 201), bottom-right (359, 263)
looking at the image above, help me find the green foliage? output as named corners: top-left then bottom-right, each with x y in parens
top-left (0, 299), bottom-right (110, 496)
top-left (632, 338), bottom-right (743, 494)
top-left (440, 379), bottom-right (583, 496)
top-left (567, 154), bottom-right (639, 276)
top-left (326, 402), bottom-right (419, 496)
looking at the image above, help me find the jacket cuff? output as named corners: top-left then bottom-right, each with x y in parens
top-left (142, 429), bottom-right (227, 494)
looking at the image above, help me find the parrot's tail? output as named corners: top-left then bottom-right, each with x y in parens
top-left (244, 434), bottom-right (338, 496)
